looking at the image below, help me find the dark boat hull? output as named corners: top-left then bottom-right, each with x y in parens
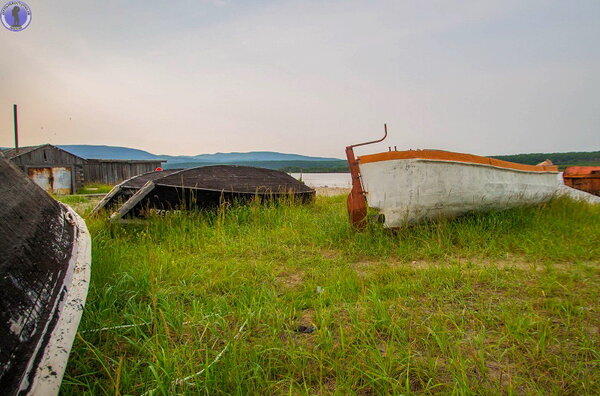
top-left (0, 158), bottom-right (91, 395)
top-left (111, 183), bottom-right (314, 220)
top-left (94, 165), bottom-right (315, 220)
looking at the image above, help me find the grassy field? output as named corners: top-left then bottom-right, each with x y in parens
top-left (58, 195), bottom-right (599, 395)
top-left (76, 182), bottom-right (115, 194)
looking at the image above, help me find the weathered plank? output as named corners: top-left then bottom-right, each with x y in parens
top-left (109, 181), bottom-right (156, 222)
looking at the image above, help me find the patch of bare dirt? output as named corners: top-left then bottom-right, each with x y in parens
top-left (298, 309), bottom-right (315, 327)
top-left (321, 249), bottom-right (340, 260)
top-left (277, 271), bottom-right (304, 289)
top-left (351, 258), bottom-right (430, 276)
top-left (315, 187), bottom-right (350, 196)
top-left (350, 257), bottom-right (592, 274)
top-left (313, 376), bottom-right (337, 395)
top-left (486, 361), bottom-right (513, 389)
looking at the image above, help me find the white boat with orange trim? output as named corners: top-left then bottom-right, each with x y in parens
top-left (345, 125), bottom-right (565, 228)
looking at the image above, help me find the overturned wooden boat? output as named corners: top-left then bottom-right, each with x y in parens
top-left (0, 158), bottom-right (91, 395)
top-left (346, 125), bottom-right (564, 228)
top-left (90, 168), bottom-right (182, 216)
top-left (94, 165), bottom-right (315, 220)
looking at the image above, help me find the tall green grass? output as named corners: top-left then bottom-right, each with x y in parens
top-left (77, 183), bottom-right (114, 194)
top-left (60, 196), bottom-right (600, 395)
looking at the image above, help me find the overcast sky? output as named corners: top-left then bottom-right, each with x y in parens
top-left (1, 0), bottom-right (598, 158)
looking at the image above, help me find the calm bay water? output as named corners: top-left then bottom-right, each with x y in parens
top-left (289, 173), bottom-right (351, 188)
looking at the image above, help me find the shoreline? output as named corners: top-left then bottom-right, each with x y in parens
top-left (314, 187), bottom-right (350, 196)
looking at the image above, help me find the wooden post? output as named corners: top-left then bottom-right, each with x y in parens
top-left (13, 104), bottom-right (19, 154)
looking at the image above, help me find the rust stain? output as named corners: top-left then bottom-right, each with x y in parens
top-left (27, 167), bottom-right (72, 194)
top-left (28, 168), bottom-right (53, 193)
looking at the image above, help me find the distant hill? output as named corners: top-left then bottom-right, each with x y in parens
top-left (492, 151), bottom-right (600, 169)
top-left (4, 145), bottom-right (597, 173)
top-left (164, 160), bottom-right (349, 172)
top-left (190, 151), bottom-right (340, 163)
top-left (58, 145), bottom-right (162, 160)
top-left (57, 145), bottom-right (341, 164)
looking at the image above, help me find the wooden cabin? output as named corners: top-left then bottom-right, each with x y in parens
top-left (1, 144), bottom-right (85, 194)
top-left (1, 144), bottom-right (165, 194)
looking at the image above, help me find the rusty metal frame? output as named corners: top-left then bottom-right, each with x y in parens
top-left (345, 124), bottom-right (388, 228)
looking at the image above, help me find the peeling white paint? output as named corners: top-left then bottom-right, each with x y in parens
top-left (22, 205), bottom-right (91, 396)
top-left (8, 316), bottom-right (26, 337)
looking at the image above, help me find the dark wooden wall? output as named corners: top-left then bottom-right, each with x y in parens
top-left (83, 160), bottom-right (163, 185)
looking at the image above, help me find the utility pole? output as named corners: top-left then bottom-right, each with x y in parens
top-left (13, 104), bottom-right (19, 154)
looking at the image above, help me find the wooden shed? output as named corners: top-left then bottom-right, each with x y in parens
top-left (1, 144), bottom-right (85, 194)
top-left (83, 159), bottom-right (165, 185)
top-left (2, 144), bottom-right (166, 194)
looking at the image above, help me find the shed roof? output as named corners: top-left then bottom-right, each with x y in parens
top-left (1, 144), bottom-right (53, 159)
top-left (85, 158), bottom-right (166, 164)
top-left (1, 144), bottom-right (164, 163)
top-left (2, 144), bottom-right (88, 161)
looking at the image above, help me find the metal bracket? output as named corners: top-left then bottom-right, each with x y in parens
top-left (345, 124), bottom-right (388, 229)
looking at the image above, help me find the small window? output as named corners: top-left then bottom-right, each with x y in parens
top-left (43, 150), bottom-right (48, 162)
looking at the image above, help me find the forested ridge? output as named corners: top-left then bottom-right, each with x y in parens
top-left (493, 151), bottom-right (600, 168)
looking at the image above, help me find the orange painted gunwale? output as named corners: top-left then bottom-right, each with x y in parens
top-left (358, 150), bottom-right (558, 172)
top-left (563, 166), bottom-right (600, 176)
